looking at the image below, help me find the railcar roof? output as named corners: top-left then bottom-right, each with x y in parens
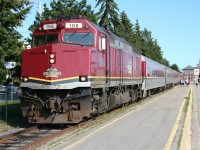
top-left (90, 22), bottom-right (141, 55)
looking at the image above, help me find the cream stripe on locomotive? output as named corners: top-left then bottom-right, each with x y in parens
top-left (28, 76), bottom-right (142, 84)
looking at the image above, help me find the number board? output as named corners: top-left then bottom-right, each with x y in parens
top-left (66, 23), bottom-right (82, 28)
top-left (43, 23), bottom-right (57, 30)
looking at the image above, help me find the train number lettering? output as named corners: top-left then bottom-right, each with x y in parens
top-left (66, 23), bottom-right (82, 28)
top-left (43, 23), bottom-right (57, 30)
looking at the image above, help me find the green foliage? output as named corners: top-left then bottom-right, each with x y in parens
top-left (95, 0), bottom-right (120, 34)
top-left (117, 11), bottom-right (134, 43)
top-left (0, 0), bottom-right (32, 84)
top-left (171, 64), bottom-right (180, 72)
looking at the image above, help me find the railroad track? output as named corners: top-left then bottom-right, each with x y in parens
top-left (0, 113), bottom-right (116, 150)
top-left (0, 120), bottom-right (98, 150)
top-left (0, 125), bottom-right (72, 150)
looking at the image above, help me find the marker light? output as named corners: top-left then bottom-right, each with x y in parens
top-left (84, 24), bottom-right (89, 30)
top-left (38, 27), bottom-right (42, 32)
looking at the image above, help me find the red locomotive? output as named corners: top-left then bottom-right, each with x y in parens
top-left (20, 16), bottom-right (181, 124)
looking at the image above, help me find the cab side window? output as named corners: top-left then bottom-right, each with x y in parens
top-left (98, 35), bottom-right (106, 51)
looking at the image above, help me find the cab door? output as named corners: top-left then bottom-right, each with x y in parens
top-left (94, 34), bottom-right (107, 85)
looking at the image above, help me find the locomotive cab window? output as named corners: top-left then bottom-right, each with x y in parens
top-left (33, 33), bottom-right (58, 47)
top-left (63, 32), bottom-right (94, 46)
top-left (99, 36), bottom-right (106, 51)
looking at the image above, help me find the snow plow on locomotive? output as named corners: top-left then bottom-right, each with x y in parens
top-left (20, 16), bottom-right (143, 124)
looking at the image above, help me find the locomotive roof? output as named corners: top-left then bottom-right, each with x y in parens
top-left (36, 16), bottom-right (141, 55)
top-left (90, 22), bottom-right (141, 55)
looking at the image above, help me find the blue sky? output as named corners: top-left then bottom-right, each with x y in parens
top-left (17, 0), bottom-right (200, 70)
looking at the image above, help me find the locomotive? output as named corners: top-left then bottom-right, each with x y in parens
top-left (20, 16), bottom-right (181, 124)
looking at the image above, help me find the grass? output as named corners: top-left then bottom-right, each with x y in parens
top-left (177, 89), bottom-right (191, 150)
top-left (0, 100), bottom-right (28, 132)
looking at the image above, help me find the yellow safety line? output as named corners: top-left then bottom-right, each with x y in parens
top-left (164, 87), bottom-right (190, 150)
top-left (180, 87), bottom-right (192, 149)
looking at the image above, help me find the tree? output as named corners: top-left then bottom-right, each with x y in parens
top-left (161, 58), bottom-right (170, 67)
top-left (171, 64), bottom-right (180, 72)
top-left (132, 19), bottom-right (145, 54)
top-left (95, 0), bottom-right (120, 34)
top-left (117, 11), bottom-right (134, 43)
top-left (0, 0), bottom-right (32, 84)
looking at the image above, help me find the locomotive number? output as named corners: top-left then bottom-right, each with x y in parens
top-left (66, 23), bottom-right (82, 28)
top-left (43, 23), bottom-right (57, 30)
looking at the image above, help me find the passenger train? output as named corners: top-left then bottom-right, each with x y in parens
top-left (20, 16), bottom-right (181, 124)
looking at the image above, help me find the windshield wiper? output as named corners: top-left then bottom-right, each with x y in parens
top-left (67, 31), bottom-right (77, 40)
top-left (81, 31), bottom-right (91, 38)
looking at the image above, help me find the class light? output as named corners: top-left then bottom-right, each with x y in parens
top-left (84, 24), bottom-right (89, 30)
top-left (38, 27), bottom-right (42, 32)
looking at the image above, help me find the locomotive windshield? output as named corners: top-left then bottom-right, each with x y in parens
top-left (63, 32), bottom-right (94, 46)
top-left (33, 33), bottom-right (58, 47)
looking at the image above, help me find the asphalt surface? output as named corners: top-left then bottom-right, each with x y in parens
top-left (54, 86), bottom-right (190, 150)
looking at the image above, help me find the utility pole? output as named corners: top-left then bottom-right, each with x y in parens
top-left (38, 0), bottom-right (42, 16)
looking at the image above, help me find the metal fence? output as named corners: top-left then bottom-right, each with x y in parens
top-left (0, 93), bottom-right (20, 100)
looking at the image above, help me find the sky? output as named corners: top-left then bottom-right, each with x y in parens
top-left (17, 0), bottom-right (200, 70)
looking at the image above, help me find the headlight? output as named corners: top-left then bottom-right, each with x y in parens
top-left (21, 77), bottom-right (29, 82)
top-left (79, 76), bottom-right (88, 82)
top-left (50, 54), bottom-right (55, 58)
top-left (24, 77), bottom-right (28, 82)
top-left (50, 59), bottom-right (55, 64)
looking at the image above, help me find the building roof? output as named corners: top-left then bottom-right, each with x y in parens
top-left (183, 65), bottom-right (194, 70)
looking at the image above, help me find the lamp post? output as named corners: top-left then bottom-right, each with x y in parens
top-left (4, 61), bottom-right (16, 121)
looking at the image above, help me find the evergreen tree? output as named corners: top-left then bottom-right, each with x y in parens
top-left (95, 0), bottom-right (120, 34)
top-left (118, 11), bottom-right (134, 43)
top-left (133, 19), bottom-right (145, 54)
top-left (0, 0), bottom-right (32, 84)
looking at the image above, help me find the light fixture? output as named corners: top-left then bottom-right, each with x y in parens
top-left (50, 59), bottom-right (55, 64)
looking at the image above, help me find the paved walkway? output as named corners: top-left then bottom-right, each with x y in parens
top-left (54, 86), bottom-right (190, 150)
